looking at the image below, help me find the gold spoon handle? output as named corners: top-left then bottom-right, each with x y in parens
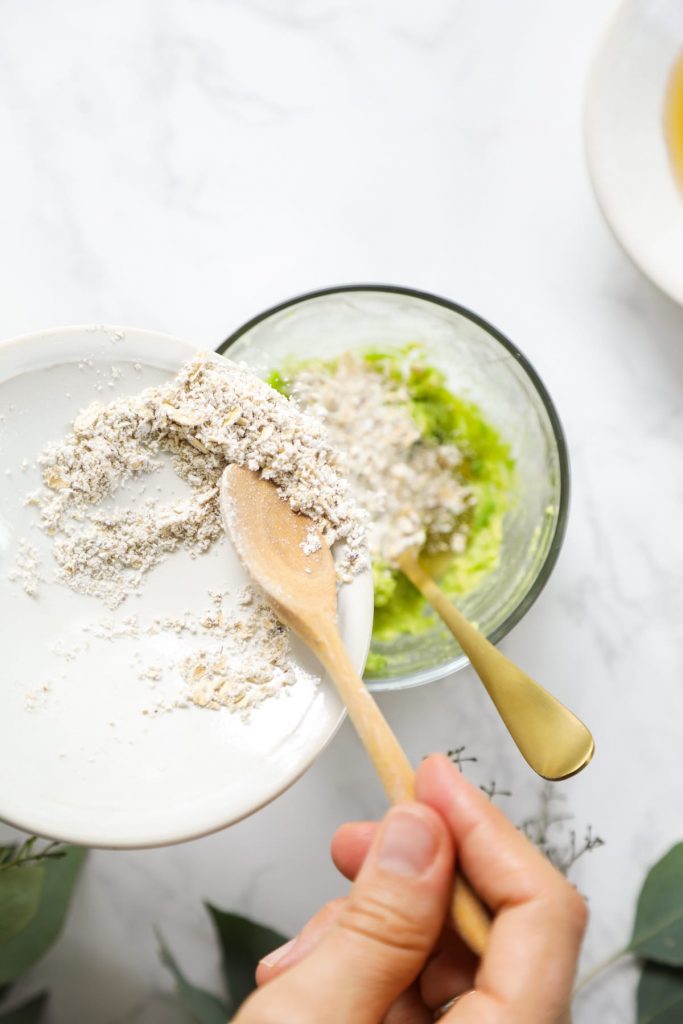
top-left (314, 625), bottom-right (490, 957)
top-left (398, 551), bottom-right (594, 781)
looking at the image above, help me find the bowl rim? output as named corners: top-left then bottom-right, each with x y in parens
top-left (216, 283), bottom-right (570, 690)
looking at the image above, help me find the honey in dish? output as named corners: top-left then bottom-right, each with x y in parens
top-left (665, 51), bottom-right (683, 194)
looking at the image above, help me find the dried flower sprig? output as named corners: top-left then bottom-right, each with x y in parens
top-left (520, 784), bottom-right (605, 877)
top-left (446, 746), bottom-right (478, 770)
top-left (480, 780), bottom-right (512, 800)
top-left (442, 748), bottom-right (604, 879)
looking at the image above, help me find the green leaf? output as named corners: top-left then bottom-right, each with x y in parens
top-left (630, 844), bottom-right (683, 964)
top-left (0, 867), bottom-right (44, 944)
top-left (0, 992), bottom-right (48, 1023)
top-left (207, 905), bottom-right (289, 1011)
top-left (0, 847), bottom-right (86, 986)
top-left (637, 962), bottom-right (683, 1023)
top-left (158, 931), bottom-right (228, 1024)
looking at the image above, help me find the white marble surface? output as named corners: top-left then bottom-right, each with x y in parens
top-left (1, 1), bottom-right (682, 1021)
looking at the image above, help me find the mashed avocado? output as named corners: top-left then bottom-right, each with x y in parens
top-left (268, 346), bottom-right (516, 672)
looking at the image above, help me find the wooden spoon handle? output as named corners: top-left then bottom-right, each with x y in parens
top-left (314, 626), bottom-right (490, 957)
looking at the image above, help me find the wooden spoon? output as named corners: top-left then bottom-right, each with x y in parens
top-left (397, 549), bottom-right (594, 781)
top-left (220, 465), bottom-right (490, 957)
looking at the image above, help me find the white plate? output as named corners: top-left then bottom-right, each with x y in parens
top-left (585, 0), bottom-right (683, 303)
top-left (0, 326), bottom-right (373, 848)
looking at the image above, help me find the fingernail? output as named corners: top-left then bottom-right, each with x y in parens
top-left (259, 938), bottom-right (296, 968)
top-left (377, 808), bottom-right (439, 877)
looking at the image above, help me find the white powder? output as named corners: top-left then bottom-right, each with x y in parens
top-left (33, 352), bottom-right (366, 607)
top-left (90, 587), bottom-right (305, 716)
top-left (301, 527), bottom-right (322, 555)
top-left (137, 665), bottom-right (164, 683)
top-left (50, 639), bottom-right (89, 661)
top-left (179, 588), bottom-right (298, 713)
top-left (19, 352), bottom-right (364, 717)
top-left (24, 682), bottom-right (52, 713)
top-left (7, 539), bottom-right (43, 597)
top-left (286, 351), bottom-right (473, 561)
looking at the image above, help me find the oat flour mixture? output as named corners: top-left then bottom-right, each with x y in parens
top-left (23, 352), bottom-right (367, 714)
top-left (281, 351), bottom-right (473, 562)
top-left (269, 347), bottom-right (515, 660)
top-left (33, 352), bottom-right (366, 607)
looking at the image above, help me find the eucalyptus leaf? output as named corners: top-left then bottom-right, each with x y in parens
top-left (158, 931), bottom-right (228, 1024)
top-left (207, 905), bottom-right (288, 1011)
top-left (0, 868), bottom-right (44, 944)
top-left (0, 847), bottom-right (86, 986)
top-left (630, 844), bottom-right (683, 965)
top-left (637, 962), bottom-right (683, 1023)
top-left (0, 992), bottom-right (48, 1023)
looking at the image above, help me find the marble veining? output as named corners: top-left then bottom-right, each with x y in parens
top-left (1, 1), bottom-right (681, 1021)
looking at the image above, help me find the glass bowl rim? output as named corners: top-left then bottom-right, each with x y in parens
top-left (216, 283), bottom-right (570, 690)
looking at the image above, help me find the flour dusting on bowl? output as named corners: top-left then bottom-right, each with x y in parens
top-left (12, 350), bottom-right (368, 718)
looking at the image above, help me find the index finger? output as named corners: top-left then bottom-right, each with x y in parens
top-left (331, 821), bottom-right (377, 880)
top-left (416, 755), bottom-right (587, 1021)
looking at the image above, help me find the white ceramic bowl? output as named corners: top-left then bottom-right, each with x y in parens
top-left (585, 0), bottom-right (683, 303)
top-left (0, 326), bottom-right (373, 848)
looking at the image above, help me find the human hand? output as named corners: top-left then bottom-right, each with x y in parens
top-left (234, 754), bottom-right (587, 1023)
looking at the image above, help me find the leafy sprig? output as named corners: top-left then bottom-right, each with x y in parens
top-left (0, 839), bottom-right (66, 872)
top-left (159, 907), bottom-right (289, 1022)
top-left (576, 843), bottom-right (683, 1021)
top-left (0, 841), bottom-right (85, 1024)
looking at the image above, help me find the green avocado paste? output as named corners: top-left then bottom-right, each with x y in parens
top-left (267, 346), bottom-right (516, 675)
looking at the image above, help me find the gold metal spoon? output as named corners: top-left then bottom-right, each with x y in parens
top-left (397, 549), bottom-right (594, 781)
top-left (220, 465), bottom-right (491, 957)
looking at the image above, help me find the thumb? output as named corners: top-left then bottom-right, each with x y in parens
top-left (244, 803), bottom-right (453, 1023)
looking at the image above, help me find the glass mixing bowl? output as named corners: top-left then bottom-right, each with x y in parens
top-left (217, 285), bottom-right (569, 692)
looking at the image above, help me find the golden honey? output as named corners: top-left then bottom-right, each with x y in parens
top-left (665, 52), bottom-right (683, 194)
